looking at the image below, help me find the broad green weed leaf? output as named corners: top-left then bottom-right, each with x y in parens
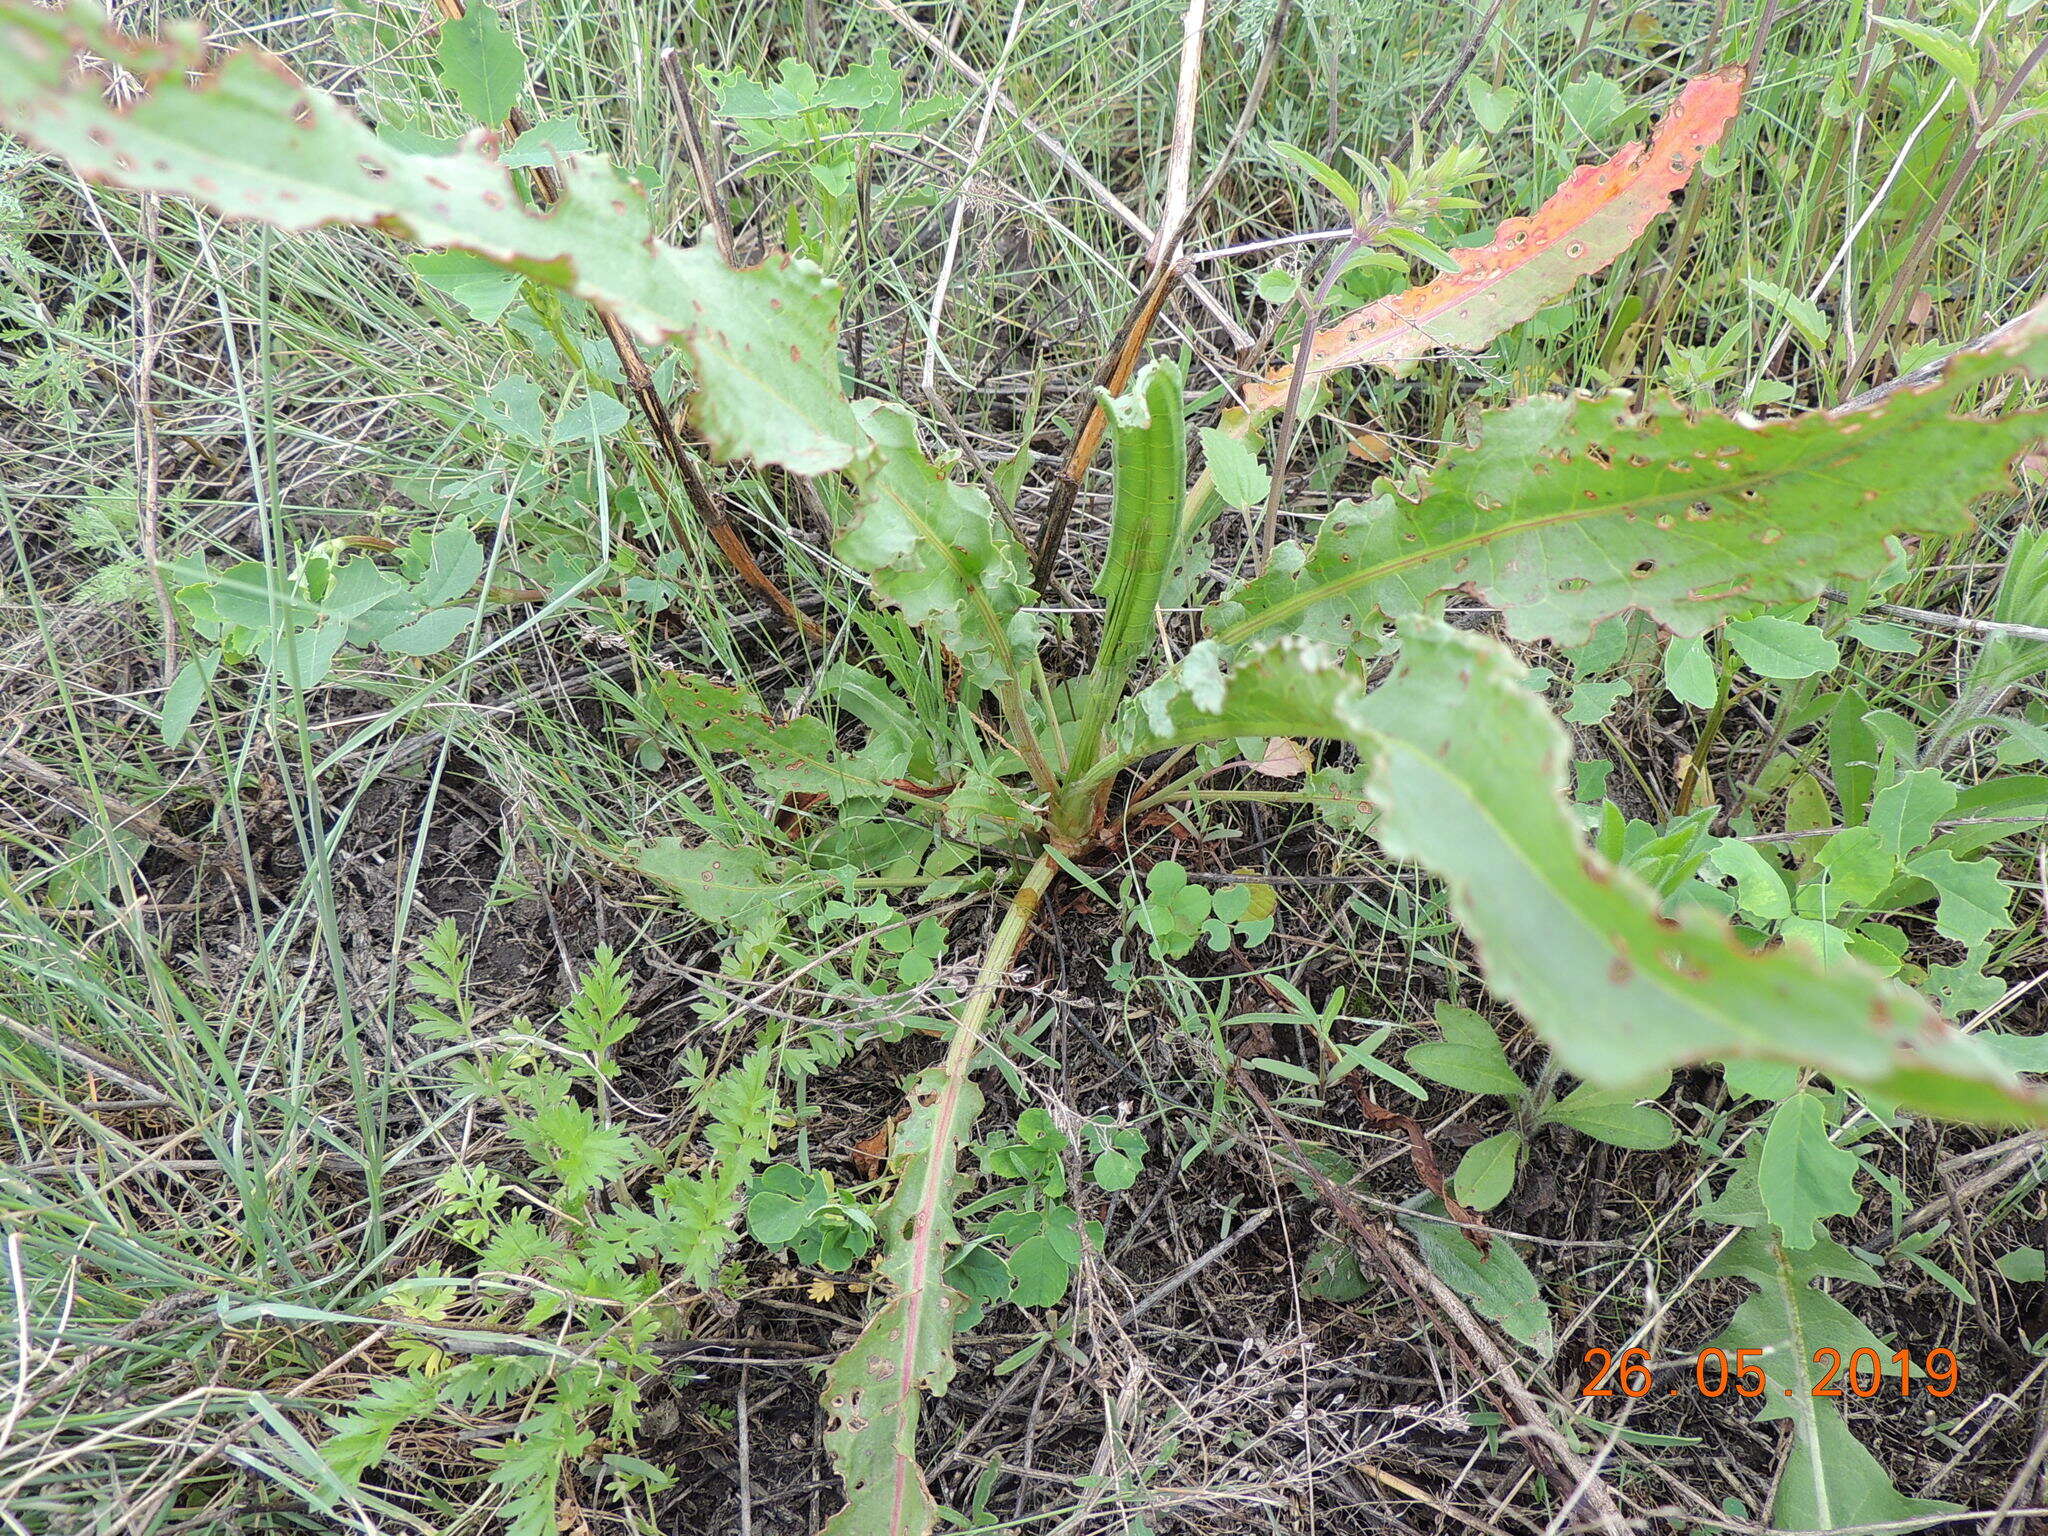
top-left (1452, 1129), bottom-right (1522, 1210)
top-left (1662, 633), bottom-right (1718, 707)
top-left (1709, 838), bottom-right (1793, 922)
top-left (1199, 425), bottom-right (1270, 511)
top-left (1705, 1232), bottom-right (1960, 1530)
top-left (1725, 616), bottom-right (1839, 679)
top-left (1102, 623), bottom-right (2046, 1122)
top-left (1214, 304), bottom-right (2048, 648)
top-left (1808, 826), bottom-right (1894, 910)
top-left (1926, 772), bottom-right (2048, 858)
top-left (648, 673), bottom-right (869, 801)
top-left (379, 607), bottom-right (471, 656)
top-left (1906, 849), bottom-right (2014, 945)
top-left (159, 652), bottom-right (216, 746)
top-left (747, 1165), bottom-right (829, 1247)
top-left (1135, 861), bottom-right (1209, 959)
top-left (1560, 73), bottom-right (1630, 138)
top-left (499, 117), bottom-right (591, 169)
top-left (1818, 831), bottom-right (1892, 913)
top-left (1868, 768), bottom-right (1959, 857)
top-left (1562, 676), bottom-right (1630, 725)
top-left (1757, 1093), bottom-right (1862, 1249)
top-left (1847, 617), bottom-right (1921, 653)
top-left (1406, 1004), bottom-right (1525, 1099)
top-left (434, 4), bottom-right (526, 125)
top-left (554, 390), bottom-right (630, 441)
top-left (481, 376), bottom-right (550, 445)
top-left (638, 838), bottom-right (785, 927)
top-left (839, 403), bottom-right (1042, 689)
top-left (406, 525), bottom-right (485, 606)
top-left (1995, 1245), bottom-right (2046, 1282)
top-left (1870, 15), bottom-right (1980, 91)
top-left (1743, 276), bottom-right (1832, 355)
top-left (1461, 75), bottom-right (1524, 134)
top-left (0, 0), bottom-right (862, 472)
top-left (818, 854), bottom-right (1059, 1536)
top-left (1540, 1083), bottom-right (1676, 1150)
top-left (1006, 1230), bottom-right (1074, 1308)
top-left (409, 251), bottom-right (525, 322)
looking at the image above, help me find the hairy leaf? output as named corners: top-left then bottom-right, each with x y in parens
top-left (1215, 304), bottom-right (2048, 647)
top-left (1705, 1232), bottom-right (1960, 1531)
top-left (1243, 67), bottom-right (1745, 411)
top-left (0, 0), bottom-right (861, 472)
top-left (839, 402), bottom-right (1043, 689)
top-left (1399, 1199), bottom-right (1554, 1356)
top-left (1100, 624), bottom-right (2046, 1122)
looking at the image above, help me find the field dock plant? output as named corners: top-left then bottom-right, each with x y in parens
top-left (6, 1), bottom-right (2048, 1533)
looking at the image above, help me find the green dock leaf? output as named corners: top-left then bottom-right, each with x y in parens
top-left (1214, 305), bottom-right (2048, 648)
top-left (1100, 623), bottom-right (2046, 1123)
top-left (0, 0), bottom-right (863, 473)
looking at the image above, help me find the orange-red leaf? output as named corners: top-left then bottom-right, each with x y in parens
top-left (1245, 66), bottom-right (1747, 412)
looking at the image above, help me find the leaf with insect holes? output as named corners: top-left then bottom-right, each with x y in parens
top-left (1705, 1231), bottom-right (1960, 1530)
top-left (837, 402), bottom-right (1042, 689)
top-left (637, 838), bottom-right (787, 927)
top-left (819, 1063), bottom-right (981, 1536)
top-left (0, 0), bottom-right (863, 474)
top-left (1243, 67), bottom-right (1745, 411)
top-left (1098, 622), bottom-right (2047, 1123)
top-left (1213, 304), bottom-right (2048, 649)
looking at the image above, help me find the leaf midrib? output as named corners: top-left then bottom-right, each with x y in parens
top-left (1213, 406), bottom-right (2016, 646)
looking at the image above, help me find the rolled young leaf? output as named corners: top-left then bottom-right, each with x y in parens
top-left (1086, 359), bottom-right (1188, 725)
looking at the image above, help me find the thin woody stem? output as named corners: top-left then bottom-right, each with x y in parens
top-left (431, 0), bottom-right (819, 640)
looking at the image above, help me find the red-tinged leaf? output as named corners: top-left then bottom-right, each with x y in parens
top-left (1245, 66), bottom-right (1747, 412)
